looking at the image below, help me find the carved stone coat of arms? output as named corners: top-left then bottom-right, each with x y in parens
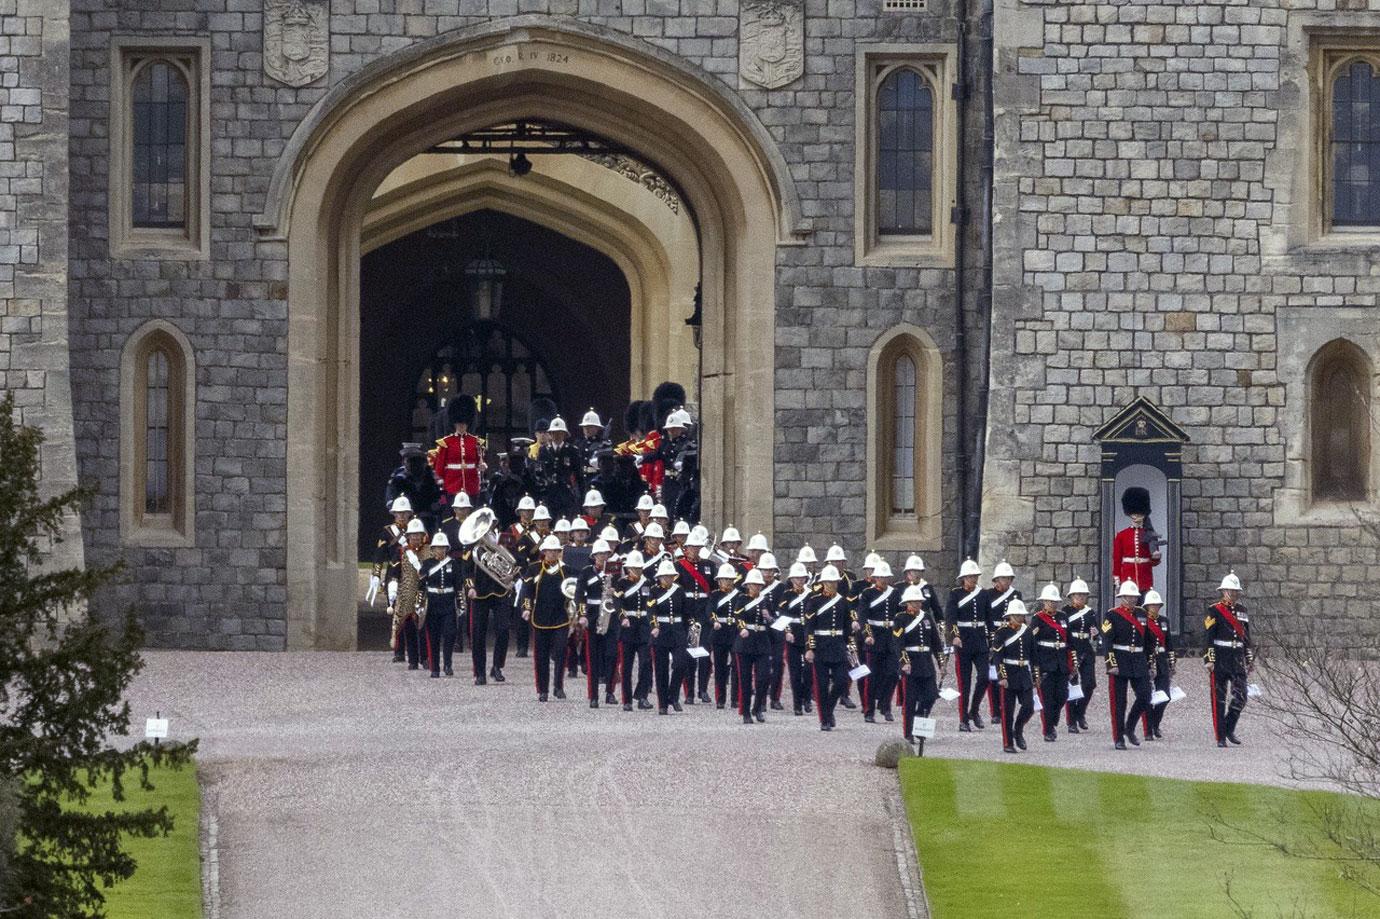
top-left (739, 0), bottom-right (804, 90)
top-left (264, 0), bottom-right (329, 87)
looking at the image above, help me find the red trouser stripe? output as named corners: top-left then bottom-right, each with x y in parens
top-left (1209, 671), bottom-right (1221, 742)
top-left (954, 655), bottom-right (966, 718)
top-left (901, 674), bottom-right (910, 738)
top-left (1108, 677), bottom-right (1118, 741)
top-left (1000, 686), bottom-right (1011, 747)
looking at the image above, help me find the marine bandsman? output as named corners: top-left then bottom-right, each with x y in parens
top-left (419, 532), bottom-right (460, 678)
top-left (859, 561), bottom-right (903, 724)
top-left (803, 565), bottom-right (857, 732)
top-left (1062, 577), bottom-right (1096, 732)
top-left (734, 568), bottom-right (774, 724)
top-left (1030, 583), bottom-right (1074, 742)
top-left (945, 558), bottom-right (988, 732)
top-left (616, 551), bottom-right (654, 711)
top-left (1143, 589), bottom-right (1174, 740)
top-left (1103, 579), bottom-right (1152, 750)
top-left (573, 538), bottom-right (618, 708)
top-left (896, 582), bottom-right (947, 748)
top-left (1204, 570), bottom-right (1251, 748)
top-left (709, 561), bottom-right (745, 708)
top-left (648, 558), bottom-right (692, 715)
top-left (990, 599), bottom-right (1036, 754)
top-left (977, 560), bottom-right (1022, 720)
top-left (520, 535), bottom-right (570, 702)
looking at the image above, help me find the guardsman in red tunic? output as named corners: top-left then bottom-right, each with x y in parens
top-left (1204, 570), bottom-right (1252, 748)
top-left (430, 395), bottom-right (486, 502)
top-left (1112, 486), bottom-right (1161, 594)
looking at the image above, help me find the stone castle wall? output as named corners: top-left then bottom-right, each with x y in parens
top-left (985, 0), bottom-right (1380, 648)
top-left (65, 1), bottom-right (986, 647)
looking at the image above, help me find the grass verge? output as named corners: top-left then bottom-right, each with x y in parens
top-left (900, 757), bottom-right (1379, 919)
top-left (71, 763), bottom-right (203, 919)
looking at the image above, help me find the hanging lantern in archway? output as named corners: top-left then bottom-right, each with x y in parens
top-left (464, 251), bottom-right (506, 321)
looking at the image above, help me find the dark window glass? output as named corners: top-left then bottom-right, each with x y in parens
top-left (131, 60), bottom-right (189, 229)
top-left (423, 322), bottom-right (558, 448)
top-left (876, 68), bottom-right (934, 235)
top-left (145, 347), bottom-right (171, 515)
top-left (1332, 59), bottom-right (1380, 227)
top-left (890, 353), bottom-right (917, 515)
top-left (1312, 342), bottom-right (1371, 501)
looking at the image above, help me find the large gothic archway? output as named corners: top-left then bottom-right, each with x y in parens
top-left (259, 18), bottom-right (802, 648)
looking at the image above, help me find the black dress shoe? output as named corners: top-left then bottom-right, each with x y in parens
top-left (754, 711), bottom-right (765, 723)
top-left (684, 696), bottom-right (696, 706)
top-left (590, 699), bottom-right (599, 709)
top-left (516, 651), bottom-right (529, 658)
top-left (972, 713), bottom-right (986, 729)
top-left (793, 707), bottom-right (803, 716)
top-left (1153, 728), bottom-right (1163, 739)
top-left (864, 714), bottom-right (877, 724)
top-left (430, 671), bottom-right (440, 679)
top-left (1115, 740), bottom-right (1127, 750)
top-left (1227, 733), bottom-right (1242, 745)
top-left (605, 692), bottom-right (618, 705)
top-left (958, 721), bottom-right (973, 733)
top-left (1125, 731), bottom-right (1140, 747)
top-left (475, 675), bottom-right (486, 686)
top-left (1144, 732), bottom-right (1156, 742)
top-left (659, 708), bottom-right (669, 716)
top-left (493, 669), bottom-right (506, 683)
top-left (623, 703), bottom-right (633, 712)
top-left (672, 702), bottom-right (683, 713)
top-left (1003, 745), bottom-right (1017, 754)
top-left (699, 692), bottom-right (711, 704)
top-left (743, 715), bottom-right (754, 725)
top-left (638, 699), bottom-right (654, 710)
top-left (1078, 717), bottom-right (1089, 730)
top-left (553, 688), bottom-right (566, 700)
top-left (408, 663), bottom-right (419, 671)
top-left (392, 653), bottom-right (405, 663)
top-left (444, 667), bottom-right (454, 677)
top-left (804, 702), bottom-right (814, 713)
top-left (716, 702), bottom-right (725, 709)
top-left (770, 700), bottom-right (784, 711)
top-left (840, 697), bottom-right (857, 710)
top-left (539, 693), bottom-right (548, 702)
top-left (1218, 739), bottom-right (1229, 748)
top-left (883, 712), bottom-right (894, 723)
top-left (821, 724), bottom-right (833, 732)
top-left (904, 735), bottom-right (916, 744)
top-left (1015, 733), bottom-right (1027, 751)
top-left (1044, 732), bottom-right (1056, 742)
top-left (1066, 723), bottom-right (1080, 734)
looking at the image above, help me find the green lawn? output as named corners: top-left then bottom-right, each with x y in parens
top-left (72, 764), bottom-right (202, 919)
top-left (900, 757), bottom-right (1379, 919)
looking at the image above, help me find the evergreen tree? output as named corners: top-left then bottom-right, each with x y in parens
top-left (0, 392), bottom-right (196, 918)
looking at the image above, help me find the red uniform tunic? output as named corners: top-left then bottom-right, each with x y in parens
top-left (1112, 525), bottom-right (1159, 591)
top-left (430, 432), bottom-right (483, 498)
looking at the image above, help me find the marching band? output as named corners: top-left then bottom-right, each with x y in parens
top-left (369, 393), bottom-right (1255, 753)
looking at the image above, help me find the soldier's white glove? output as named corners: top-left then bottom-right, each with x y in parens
top-left (387, 581), bottom-right (398, 604)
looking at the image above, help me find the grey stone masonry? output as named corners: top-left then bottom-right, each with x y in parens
top-left (985, 0), bottom-right (1380, 649)
top-left (65, 1), bottom-right (986, 646)
top-left (3, 0), bottom-right (84, 584)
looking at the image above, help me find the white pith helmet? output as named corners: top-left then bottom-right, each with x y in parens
top-left (390, 496), bottom-right (413, 514)
top-left (1038, 583), bottom-right (1062, 603)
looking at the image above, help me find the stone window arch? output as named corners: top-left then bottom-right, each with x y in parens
top-left (109, 38), bottom-right (210, 258)
top-left (866, 324), bottom-right (943, 548)
top-left (121, 320), bottom-right (196, 546)
top-left (1310, 338), bottom-right (1373, 503)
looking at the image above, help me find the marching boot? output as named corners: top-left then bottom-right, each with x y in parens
top-left (622, 702), bottom-right (633, 712)
top-left (393, 653), bottom-right (405, 663)
top-left (475, 674), bottom-right (486, 686)
top-left (1217, 739), bottom-right (1228, 748)
top-left (1066, 722), bottom-right (1080, 734)
top-left (660, 707), bottom-right (669, 715)
top-left (1003, 743), bottom-right (1016, 754)
top-left (958, 720), bottom-right (973, 733)
top-left (539, 693), bottom-right (548, 702)
top-left (770, 700), bottom-right (784, 711)
top-left (972, 712), bottom-right (986, 730)
top-left (699, 691), bottom-right (712, 704)
top-left (1044, 731), bottom-right (1057, 742)
top-left (672, 701), bottom-right (684, 713)
top-left (754, 709), bottom-right (766, 723)
top-left (864, 713), bottom-right (876, 724)
top-left (793, 706), bottom-right (803, 716)
top-left (1115, 740), bottom-right (1127, 751)
top-left (492, 668), bottom-right (506, 683)
top-left (408, 663), bottom-right (419, 671)
top-left (840, 696), bottom-right (857, 710)
top-left (444, 667), bottom-right (454, 677)
top-left (638, 699), bottom-right (654, 710)
top-left (1078, 717), bottom-right (1089, 730)
top-left (1227, 733), bottom-right (1242, 745)
top-left (1125, 729), bottom-right (1140, 747)
top-left (883, 711), bottom-right (894, 723)
top-left (590, 698), bottom-right (599, 709)
top-left (743, 713), bottom-right (754, 725)
top-left (430, 670), bottom-right (440, 679)
top-left (553, 688), bottom-right (566, 700)
top-left (1015, 732), bottom-right (1028, 751)
top-left (605, 691), bottom-right (618, 705)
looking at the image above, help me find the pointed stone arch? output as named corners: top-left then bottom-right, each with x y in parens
top-left (258, 18), bottom-right (801, 648)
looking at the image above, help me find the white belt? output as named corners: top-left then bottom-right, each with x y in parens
top-left (1036, 640), bottom-right (1064, 649)
top-left (654, 616), bottom-right (674, 623)
top-left (445, 463), bottom-right (479, 469)
top-left (1070, 631), bottom-right (1092, 639)
top-left (1121, 557), bottom-right (1149, 564)
top-left (743, 624), bottom-right (766, 632)
top-left (904, 645), bottom-right (930, 653)
top-left (426, 587), bottom-right (455, 594)
top-left (867, 619), bottom-right (892, 627)
top-left (584, 599), bottom-right (602, 606)
top-left (1111, 643), bottom-right (1142, 652)
top-left (624, 611), bottom-right (646, 618)
top-left (956, 620), bottom-right (981, 628)
top-left (686, 592), bottom-right (707, 599)
top-left (1002, 659), bottom-right (1027, 666)
top-left (814, 629), bottom-right (844, 637)
top-left (1214, 639), bottom-right (1244, 648)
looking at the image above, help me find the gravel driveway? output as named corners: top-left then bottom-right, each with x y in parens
top-left (127, 652), bottom-right (1288, 919)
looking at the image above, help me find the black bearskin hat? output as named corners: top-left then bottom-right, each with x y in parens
top-left (625, 400), bottom-right (648, 436)
top-left (529, 397), bottom-right (558, 436)
top-left (652, 381), bottom-right (687, 407)
top-left (1121, 487), bottom-right (1151, 517)
top-left (448, 395), bottom-right (476, 428)
top-left (637, 400), bottom-right (658, 437)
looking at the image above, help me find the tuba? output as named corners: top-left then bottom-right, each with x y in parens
top-left (458, 507), bottom-right (520, 590)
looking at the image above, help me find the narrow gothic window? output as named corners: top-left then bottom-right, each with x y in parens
top-left (123, 323), bottom-right (194, 543)
top-left (890, 353), bottom-right (917, 515)
top-left (130, 60), bottom-right (190, 230)
top-left (876, 67), bottom-right (934, 236)
top-left (1311, 340), bottom-right (1372, 502)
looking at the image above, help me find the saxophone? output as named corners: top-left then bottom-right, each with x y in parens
top-left (846, 642), bottom-right (861, 671)
top-left (596, 566), bottom-right (616, 635)
top-left (687, 617), bottom-right (702, 649)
